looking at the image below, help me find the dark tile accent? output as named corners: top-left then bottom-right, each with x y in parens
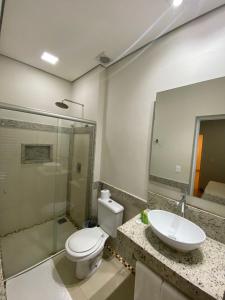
top-left (99, 182), bottom-right (147, 223)
top-left (21, 144), bottom-right (53, 164)
top-left (149, 175), bottom-right (189, 192)
top-left (0, 118), bottom-right (72, 134)
top-left (202, 193), bottom-right (225, 206)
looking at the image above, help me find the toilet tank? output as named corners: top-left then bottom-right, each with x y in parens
top-left (98, 198), bottom-right (124, 238)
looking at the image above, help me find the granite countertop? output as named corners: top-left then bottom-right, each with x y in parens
top-left (117, 214), bottom-right (225, 300)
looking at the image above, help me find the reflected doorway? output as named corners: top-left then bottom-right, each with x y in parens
top-left (191, 116), bottom-right (225, 205)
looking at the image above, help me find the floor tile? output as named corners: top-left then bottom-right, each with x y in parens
top-left (5, 248), bottom-right (134, 300)
top-left (54, 252), bottom-right (134, 300)
top-left (6, 259), bottom-right (72, 300)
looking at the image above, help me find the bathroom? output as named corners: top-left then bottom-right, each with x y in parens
top-left (0, 0), bottom-right (225, 299)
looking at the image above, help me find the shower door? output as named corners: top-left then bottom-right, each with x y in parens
top-left (0, 109), bottom-right (59, 278)
top-left (55, 120), bottom-right (95, 251)
top-left (0, 105), bottom-right (95, 279)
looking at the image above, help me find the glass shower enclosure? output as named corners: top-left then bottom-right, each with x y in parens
top-left (0, 102), bottom-right (95, 279)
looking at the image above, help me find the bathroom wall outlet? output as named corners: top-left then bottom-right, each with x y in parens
top-left (176, 165), bottom-right (181, 173)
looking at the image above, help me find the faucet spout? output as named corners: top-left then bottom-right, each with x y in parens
top-left (177, 192), bottom-right (187, 218)
top-left (181, 201), bottom-right (185, 217)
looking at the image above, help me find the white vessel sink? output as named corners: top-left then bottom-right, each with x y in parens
top-left (148, 210), bottom-right (206, 252)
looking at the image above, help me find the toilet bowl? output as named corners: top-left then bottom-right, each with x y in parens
top-left (65, 226), bottom-right (109, 279)
top-left (65, 196), bottom-right (124, 279)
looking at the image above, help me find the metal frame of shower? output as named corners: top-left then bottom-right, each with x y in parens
top-left (0, 101), bottom-right (96, 282)
top-left (0, 102), bottom-right (95, 125)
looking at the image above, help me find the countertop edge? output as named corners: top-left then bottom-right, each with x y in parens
top-left (117, 216), bottom-right (222, 300)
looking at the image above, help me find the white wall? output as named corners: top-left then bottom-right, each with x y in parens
top-left (101, 6), bottom-right (225, 200)
top-left (0, 55), bottom-right (105, 183)
top-left (0, 55), bottom-right (105, 219)
top-left (71, 66), bottom-right (106, 182)
top-left (2, 6), bottom-right (225, 207)
top-left (0, 55), bottom-right (72, 115)
top-left (71, 67), bottom-right (106, 215)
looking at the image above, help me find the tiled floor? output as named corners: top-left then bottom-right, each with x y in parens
top-left (6, 252), bottom-right (134, 300)
top-left (53, 252), bottom-right (135, 300)
top-left (1, 217), bottom-right (76, 278)
top-left (6, 258), bottom-right (72, 300)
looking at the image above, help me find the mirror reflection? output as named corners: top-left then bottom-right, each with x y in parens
top-left (149, 77), bottom-right (225, 217)
top-left (193, 119), bottom-right (225, 203)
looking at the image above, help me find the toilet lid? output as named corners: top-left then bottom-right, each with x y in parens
top-left (68, 228), bottom-right (103, 253)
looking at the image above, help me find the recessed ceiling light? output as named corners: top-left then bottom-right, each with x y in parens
top-left (41, 52), bottom-right (59, 65)
top-left (172, 0), bottom-right (183, 7)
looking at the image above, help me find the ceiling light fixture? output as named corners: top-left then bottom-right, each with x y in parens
top-left (41, 52), bottom-right (59, 65)
top-left (172, 0), bottom-right (183, 7)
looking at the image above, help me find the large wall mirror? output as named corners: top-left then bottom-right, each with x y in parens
top-left (149, 77), bottom-right (225, 217)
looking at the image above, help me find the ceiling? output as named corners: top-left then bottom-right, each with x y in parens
top-left (0, 0), bottom-right (225, 81)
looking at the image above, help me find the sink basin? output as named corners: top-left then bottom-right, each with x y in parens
top-left (148, 210), bottom-right (206, 252)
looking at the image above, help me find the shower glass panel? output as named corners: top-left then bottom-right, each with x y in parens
top-left (0, 105), bottom-right (95, 280)
top-left (53, 120), bottom-right (94, 251)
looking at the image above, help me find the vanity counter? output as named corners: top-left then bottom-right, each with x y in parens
top-left (117, 214), bottom-right (225, 300)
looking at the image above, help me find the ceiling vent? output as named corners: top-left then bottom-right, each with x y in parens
top-left (96, 52), bottom-right (112, 65)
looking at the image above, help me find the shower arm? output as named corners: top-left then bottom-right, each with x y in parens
top-left (63, 99), bottom-right (84, 118)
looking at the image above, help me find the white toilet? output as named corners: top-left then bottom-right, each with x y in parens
top-left (65, 197), bottom-right (124, 279)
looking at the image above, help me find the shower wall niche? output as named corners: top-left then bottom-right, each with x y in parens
top-left (21, 144), bottom-right (53, 164)
top-left (0, 105), bottom-right (95, 279)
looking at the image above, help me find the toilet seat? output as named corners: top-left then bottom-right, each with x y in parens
top-left (65, 227), bottom-right (108, 261)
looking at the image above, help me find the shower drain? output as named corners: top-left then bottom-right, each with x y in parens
top-left (57, 217), bottom-right (67, 224)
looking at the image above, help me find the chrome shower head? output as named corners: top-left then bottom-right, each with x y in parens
top-left (55, 99), bottom-right (85, 118)
top-left (55, 101), bottom-right (69, 109)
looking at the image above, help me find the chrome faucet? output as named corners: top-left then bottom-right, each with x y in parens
top-left (177, 192), bottom-right (186, 218)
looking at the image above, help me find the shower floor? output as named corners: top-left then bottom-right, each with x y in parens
top-left (0, 217), bottom-right (76, 279)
